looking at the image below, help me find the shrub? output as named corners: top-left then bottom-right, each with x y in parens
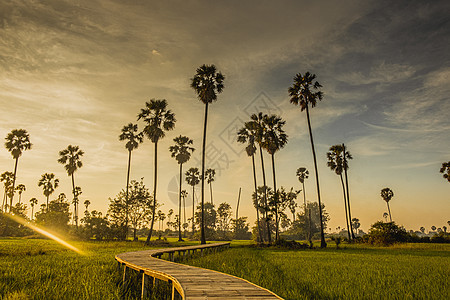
top-left (366, 221), bottom-right (408, 246)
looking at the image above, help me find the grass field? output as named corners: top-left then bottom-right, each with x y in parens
top-left (1, 238), bottom-right (449, 300)
top-left (184, 243), bottom-right (450, 300)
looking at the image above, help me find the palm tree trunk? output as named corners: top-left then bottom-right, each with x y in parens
top-left (271, 153), bottom-right (279, 241)
top-left (146, 141), bottom-right (158, 244)
top-left (71, 173), bottom-right (77, 227)
top-left (252, 154), bottom-right (263, 243)
top-left (387, 202), bottom-right (392, 222)
top-left (339, 174), bottom-right (351, 241)
top-left (200, 102), bottom-right (208, 244)
top-left (183, 194), bottom-right (186, 237)
top-left (259, 146), bottom-right (271, 244)
top-left (302, 181), bottom-right (311, 243)
top-left (209, 182), bottom-right (213, 205)
top-left (192, 185), bottom-right (195, 234)
top-left (178, 163), bottom-right (183, 241)
top-left (305, 104), bottom-right (326, 248)
top-left (46, 195), bottom-right (49, 212)
top-left (31, 205), bottom-right (34, 220)
top-left (10, 158), bottom-right (19, 212)
top-left (18, 194), bottom-right (22, 204)
top-left (343, 144), bottom-right (355, 239)
top-left (2, 191), bottom-right (6, 212)
top-left (125, 149), bottom-right (132, 240)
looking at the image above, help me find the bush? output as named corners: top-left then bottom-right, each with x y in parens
top-left (366, 221), bottom-right (408, 246)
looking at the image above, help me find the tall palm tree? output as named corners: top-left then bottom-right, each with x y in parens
top-left (58, 145), bottom-right (84, 227)
top-left (1, 171), bottom-right (14, 212)
top-left (440, 161), bottom-right (450, 182)
top-left (296, 167), bottom-right (311, 243)
top-left (169, 135), bottom-right (195, 241)
top-left (185, 167), bottom-right (200, 234)
top-left (289, 72), bottom-right (327, 248)
top-left (181, 190), bottom-right (188, 231)
top-left (237, 121), bottom-right (263, 242)
top-left (119, 123), bottom-right (144, 239)
top-left (342, 143), bottom-right (355, 239)
top-left (29, 197), bottom-right (38, 220)
top-left (262, 114), bottom-right (288, 241)
top-left (250, 112), bottom-right (271, 243)
top-left (15, 184), bottom-right (26, 204)
top-left (5, 129), bottom-right (32, 212)
top-left (205, 168), bottom-right (215, 205)
top-left (191, 64), bottom-right (225, 244)
top-left (138, 99), bottom-right (176, 244)
top-left (327, 145), bottom-right (351, 240)
top-left (38, 173), bottom-right (59, 211)
top-left (380, 188), bottom-right (394, 222)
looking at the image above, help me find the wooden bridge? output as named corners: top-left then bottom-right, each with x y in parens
top-left (115, 242), bottom-right (283, 299)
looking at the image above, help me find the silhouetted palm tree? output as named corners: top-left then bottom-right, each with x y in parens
top-left (169, 135), bottom-right (195, 241)
top-left (440, 161), bottom-right (450, 182)
top-left (262, 114), bottom-right (288, 241)
top-left (342, 143), bottom-right (355, 239)
top-left (181, 189), bottom-right (188, 231)
top-left (191, 64), bottom-right (225, 244)
top-left (5, 129), bottom-right (32, 212)
top-left (289, 72), bottom-right (326, 248)
top-left (119, 123), bottom-right (144, 239)
top-left (327, 145), bottom-right (351, 240)
top-left (383, 212), bottom-right (389, 222)
top-left (58, 145), bottom-right (84, 227)
top-left (29, 197), bottom-right (38, 220)
top-left (15, 184), bottom-right (26, 204)
top-left (84, 199), bottom-right (91, 212)
top-left (185, 167), bottom-right (200, 234)
top-left (380, 188), bottom-right (394, 222)
top-left (205, 168), bottom-right (215, 205)
top-left (1, 171), bottom-right (14, 212)
top-left (138, 99), bottom-right (176, 244)
top-left (296, 167), bottom-right (311, 243)
top-left (251, 112), bottom-right (271, 243)
top-left (38, 173), bottom-right (59, 211)
top-left (237, 121), bottom-right (263, 242)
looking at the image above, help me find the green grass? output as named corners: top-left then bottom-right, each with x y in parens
top-left (183, 242), bottom-right (450, 300)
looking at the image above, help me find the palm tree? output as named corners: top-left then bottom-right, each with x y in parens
top-left (1, 171), bottom-right (14, 212)
top-left (84, 199), bottom-right (91, 212)
top-left (440, 162), bottom-right (450, 182)
top-left (169, 135), bottom-right (195, 241)
top-left (181, 190), bottom-right (188, 233)
top-left (380, 188), bottom-right (394, 222)
top-left (327, 145), bottom-right (351, 240)
top-left (138, 99), bottom-right (176, 244)
top-left (205, 168), bottom-right (215, 205)
top-left (383, 212), bottom-right (389, 222)
top-left (250, 112), bottom-right (271, 243)
top-left (29, 197), bottom-right (38, 220)
top-left (5, 129), bottom-right (32, 212)
top-left (289, 72), bottom-right (327, 248)
top-left (58, 145), bottom-right (84, 227)
top-left (119, 123), bottom-right (144, 239)
top-left (15, 184), bottom-right (26, 204)
top-left (342, 143), bottom-right (355, 239)
top-left (185, 167), bottom-right (200, 234)
top-left (262, 114), bottom-right (288, 241)
top-left (191, 64), bottom-right (225, 244)
top-left (38, 173), bottom-right (59, 211)
top-left (296, 167), bottom-right (311, 243)
top-left (237, 121), bottom-right (263, 242)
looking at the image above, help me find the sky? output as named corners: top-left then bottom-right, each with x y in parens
top-left (0, 0), bottom-right (449, 232)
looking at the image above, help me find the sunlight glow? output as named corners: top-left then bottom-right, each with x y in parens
top-left (5, 213), bottom-right (85, 255)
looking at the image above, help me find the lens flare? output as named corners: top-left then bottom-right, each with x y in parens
top-left (4, 213), bottom-right (85, 255)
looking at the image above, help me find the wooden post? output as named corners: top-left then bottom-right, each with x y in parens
top-left (141, 273), bottom-right (148, 299)
top-left (122, 265), bottom-right (127, 283)
top-left (171, 280), bottom-right (175, 300)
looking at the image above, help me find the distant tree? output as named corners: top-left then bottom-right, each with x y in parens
top-left (167, 209), bottom-right (174, 231)
top-left (217, 202), bottom-right (232, 236)
top-left (58, 145), bottom-right (84, 227)
top-left (276, 187), bottom-right (298, 232)
top-left (289, 72), bottom-right (326, 248)
top-left (158, 211), bottom-right (166, 232)
top-left (439, 161), bottom-right (450, 182)
top-left (38, 173), bottom-right (59, 212)
top-left (380, 188), bottom-right (394, 222)
top-left (29, 197), bottom-right (38, 220)
top-left (443, 226), bottom-right (447, 233)
top-left (5, 129), bottom-right (32, 212)
top-left (191, 64), bottom-right (225, 245)
top-left (367, 221), bottom-right (408, 245)
top-left (290, 202), bottom-right (329, 240)
top-left (383, 212), bottom-right (389, 222)
top-left (138, 99), bottom-right (176, 244)
top-left (232, 216), bottom-right (251, 240)
top-left (205, 168), bottom-right (216, 205)
top-left (351, 218), bottom-right (361, 235)
top-left (296, 167), bottom-right (311, 243)
top-left (420, 226), bottom-right (425, 234)
top-left (35, 194), bottom-right (71, 231)
top-left (84, 199), bottom-right (91, 213)
top-left (169, 135), bottom-right (194, 242)
top-left (431, 225), bottom-right (436, 232)
top-left (1, 171), bottom-right (14, 212)
top-left (119, 123), bottom-right (144, 239)
top-left (262, 114), bottom-right (288, 241)
top-left (194, 202), bottom-right (216, 240)
top-left (237, 120), bottom-right (263, 242)
top-left (181, 190), bottom-right (188, 228)
top-left (80, 210), bottom-right (109, 240)
top-left (288, 193), bottom-right (298, 223)
top-left (15, 184), bottom-right (26, 204)
top-left (185, 167), bottom-right (200, 234)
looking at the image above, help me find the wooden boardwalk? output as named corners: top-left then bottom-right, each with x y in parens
top-left (115, 242), bottom-right (283, 300)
